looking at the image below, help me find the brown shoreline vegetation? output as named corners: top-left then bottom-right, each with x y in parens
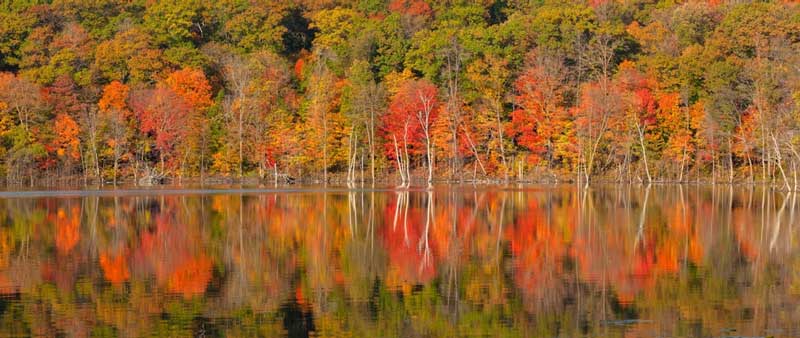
top-left (13, 169), bottom-right (800, 190)
top-left (1, 1), bottom-right (799, 190)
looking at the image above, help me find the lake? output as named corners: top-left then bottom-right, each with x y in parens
top-left (0, 185), bottom-right (798, 337)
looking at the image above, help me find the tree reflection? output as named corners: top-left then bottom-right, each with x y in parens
top-left (99, 250), bottom-right (129, 285)
top-left (0, 186), bottom-right (798, 336)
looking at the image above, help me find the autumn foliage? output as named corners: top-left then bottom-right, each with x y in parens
top-left (381, 79), bottom-right (439, 159)
top-left (0, 0), bottom-right (798, 184)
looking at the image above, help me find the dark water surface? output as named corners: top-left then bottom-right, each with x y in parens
top-left (0, 185), bottom-right (799, 337)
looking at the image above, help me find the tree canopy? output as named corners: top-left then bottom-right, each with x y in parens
top-left (0, 0), bottom-right (799, 185)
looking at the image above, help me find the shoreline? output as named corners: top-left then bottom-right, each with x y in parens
top-left (1, 176), bottom-right (798, 197)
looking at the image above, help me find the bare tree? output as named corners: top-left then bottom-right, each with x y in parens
top-left (580, 9), bottom-right (622, 185)
top-left (222, 54), bottom-right (255, 178)
top-left (443, 37), bottom-right (465, 181)
top-left (344, 60), bottom-right (386, 185)
top-left (308, 49), bottom-right (337, 185)
top-left (415, 88), bottom-right (437, 188)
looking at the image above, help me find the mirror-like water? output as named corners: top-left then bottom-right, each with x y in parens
top-left (0, 185), bottom-right (799, 337)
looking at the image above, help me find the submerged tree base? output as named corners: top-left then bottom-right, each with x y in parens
top-left (5, 168), bottom-right (800, 192)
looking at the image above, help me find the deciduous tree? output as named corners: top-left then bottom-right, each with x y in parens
top-left (98, 80), bottom-right (132, 183)
top-left (130, 87), bottom-right (191, 173)
top-left (385, 78), bottom-right (438, 187)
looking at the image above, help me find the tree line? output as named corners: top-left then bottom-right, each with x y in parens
top-left (0, 0), bottom-right (799, 186)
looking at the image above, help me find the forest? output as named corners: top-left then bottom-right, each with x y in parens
top-left (0, 0), bottom-right (799, 186)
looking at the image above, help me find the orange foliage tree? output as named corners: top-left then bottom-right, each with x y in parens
top-left (508, 52), bottom-right (575, 173)
top-left (130, 87), bottom-right (191, 173)
top-left (164, 67), bottom-right (212, 176)
top-left (98, 80), bottom-right (132, 182)
top-left (43, 76), bottom-right (85, 173)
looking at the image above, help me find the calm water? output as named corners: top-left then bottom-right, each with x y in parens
top-left (0, 185), bottom-right (799, 337)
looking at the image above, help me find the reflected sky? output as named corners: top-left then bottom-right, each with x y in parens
top-left (0, 185), bottom-right (799, 337)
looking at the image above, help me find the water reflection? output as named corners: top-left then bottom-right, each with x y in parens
top-left (0, 185), bottom-right (799, 337)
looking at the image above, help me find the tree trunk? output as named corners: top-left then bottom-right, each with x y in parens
top-left (274, 162), bottom-right (278, 187)
top-left (239, 105), bottom-right (244, 179)
top-left (787, 143), bottom-right (799, 191)
top-left (323, 109), bottom-right (328, 186)
top-left (635, 122), bottom-right (652, 183)
top-left (425, 130), bottom-right (433, 188)
top-left (113, 154), bottom-right (119, 185)
top-left (369, 110), bottom-right (376, 186)
top-left (678, 147), bottom-right (686, 183)
top-left (91, 135), bottom-right (100, 182)
top-left (403, 129), bottom-right (411, 187)
top-left (393, 135), bottom-right (407, 187)
top-left (585, 113), bottom-right (610, 185)
top-left (771, 133), bottom-right (790, 190)
top-left (711, 149), bottom-right (716, 185)
top-left (496, 108), bottom-right (508, 182)
top-left (462, 124), bottom-right (486, 177)
top-left (728, 139), bottom-right (733, 184)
